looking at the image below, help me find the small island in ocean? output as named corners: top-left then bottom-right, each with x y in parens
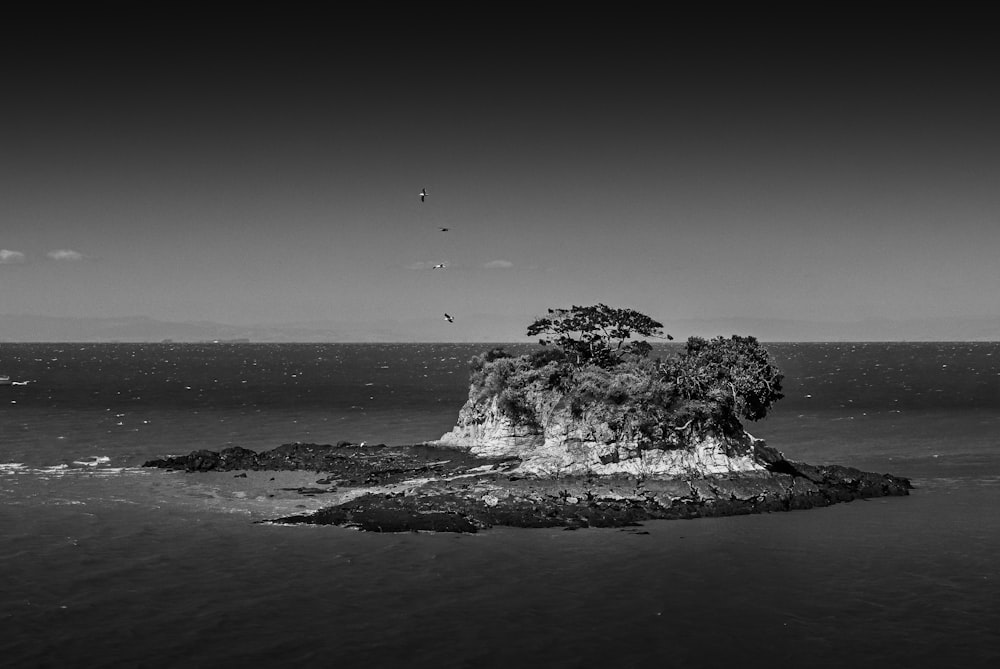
top-left (144, 304), bottom-right (911, 532)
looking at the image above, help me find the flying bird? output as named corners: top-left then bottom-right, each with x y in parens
top-left (444, 313), bottom-right (454, 323)
top-left (420, 188), bottom-right (427, 202)
top-left (432, 263), bottom-right (446, 269)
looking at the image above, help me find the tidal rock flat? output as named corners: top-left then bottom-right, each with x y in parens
top-left (144, 442), bottom-right (912, 533)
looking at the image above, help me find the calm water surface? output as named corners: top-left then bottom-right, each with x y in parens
top-left (2, 343), bottom-right (999, 668)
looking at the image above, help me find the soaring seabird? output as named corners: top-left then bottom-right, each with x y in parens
top-left (444, 313), bottom-right (454, 323)
top-left (420, 188), bottom-right (426, 202)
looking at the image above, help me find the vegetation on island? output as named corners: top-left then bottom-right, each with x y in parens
top-left (468, 304), bottom-right (784, 448)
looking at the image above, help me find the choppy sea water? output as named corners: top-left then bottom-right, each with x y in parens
top-left (1, 343), bottom-right (999, 668)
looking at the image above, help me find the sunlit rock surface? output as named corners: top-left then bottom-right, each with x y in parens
top-left (432, 393), bottom-right (786, 477)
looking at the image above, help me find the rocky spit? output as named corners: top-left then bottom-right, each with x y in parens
top-left (143, 441), bottom-right (912, 533)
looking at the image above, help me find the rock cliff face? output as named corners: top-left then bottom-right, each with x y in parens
top-left (433, 392), bottom-right (785, 478)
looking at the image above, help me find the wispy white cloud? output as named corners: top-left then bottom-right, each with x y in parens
top-left (0, 249), bottom-right (26, 264)
top-left (46, 249), bottom-right (85, 261)
top-left (483, 259), bottom-right (513, 269)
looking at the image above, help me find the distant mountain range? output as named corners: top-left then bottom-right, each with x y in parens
top-left (0, 313), bottom-right (997, 343)
top-left (0, 314), bottom-right (515, 343)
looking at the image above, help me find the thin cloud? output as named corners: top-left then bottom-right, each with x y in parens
top-left (47, 249), bottom-right (85, 261)
top-left (483, 259), bottom-right (513, 269)
top-left (0, 249), bottom-right (26, 264)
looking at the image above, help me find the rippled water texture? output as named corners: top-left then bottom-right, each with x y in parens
top-left (2, 343), bottom-right (999, 667)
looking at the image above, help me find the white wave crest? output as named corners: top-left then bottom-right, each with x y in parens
top-left (72, 456), bottom-right (112, 467)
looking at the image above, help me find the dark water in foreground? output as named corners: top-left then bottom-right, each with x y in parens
top-left (2, 343), bottom-right (999, 668)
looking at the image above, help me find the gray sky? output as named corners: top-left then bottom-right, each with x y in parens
top-left (2, 10), bottom-right (998, 341)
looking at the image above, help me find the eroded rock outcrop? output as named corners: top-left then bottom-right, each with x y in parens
top-left (432, 392), bottom-right (785, 478)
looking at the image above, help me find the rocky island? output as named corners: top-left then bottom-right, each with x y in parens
top-left (144, 305), bottom-right (911, 532)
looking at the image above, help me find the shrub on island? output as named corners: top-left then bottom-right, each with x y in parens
top-left (467, 304), bottom-right (784, 450)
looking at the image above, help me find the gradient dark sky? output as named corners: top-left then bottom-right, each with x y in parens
top-left (2, 9), bottom-right (998, 340)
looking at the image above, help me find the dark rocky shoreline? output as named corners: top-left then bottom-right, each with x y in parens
top-left (144, 442), bottom-right (913, 533)
top-left (144, 441), bottom-right (493, 485)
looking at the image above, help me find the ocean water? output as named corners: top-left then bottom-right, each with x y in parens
top-left (1, 342), bottom-right (999, 668)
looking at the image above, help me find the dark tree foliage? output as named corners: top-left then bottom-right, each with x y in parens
top-left (468, 308), bottom-right (785, 446)
top-left (668, 335), bottom-right (784, 422)
top-left (526, 303), bottom-right (671, 368)
top-left (468, 347), bottom-right (559, 425)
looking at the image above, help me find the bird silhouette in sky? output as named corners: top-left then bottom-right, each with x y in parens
top-left (432, 263), bottom-right (446, 269)
top-left (420, 188), bottom-right (427, 202)
top-left (444, 313), bottom-right (454, 323)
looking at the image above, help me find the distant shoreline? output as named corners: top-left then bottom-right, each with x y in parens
top-left (2, 312), bottom-right (999, 343)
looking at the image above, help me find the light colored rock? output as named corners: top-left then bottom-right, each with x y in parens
top-left (435, 396), bottom-right (545, 457)
top-left (431, 389), bottom-right (785, 478)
